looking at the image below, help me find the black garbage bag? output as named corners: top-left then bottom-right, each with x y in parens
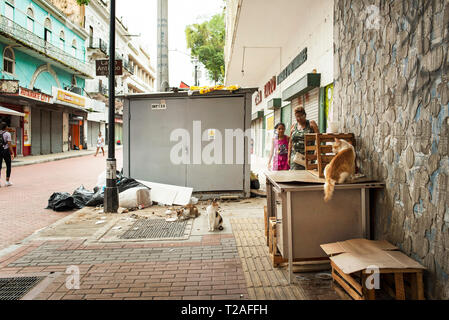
top-left (46, 192), bottom-right (77, 212)
top-left (85, 187), bottom-right (105, 207)
top-left (117, 177), bottom-right (149, 193)
top-left (72, 185), bottom-right (95, 209)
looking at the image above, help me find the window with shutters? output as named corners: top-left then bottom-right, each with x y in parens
top-left (3, 47), bottom-right (15, 74)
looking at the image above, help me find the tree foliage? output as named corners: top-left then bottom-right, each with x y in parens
top-left (185, 13), bottom-right (225, 84)
top-left (76, 0), bottom-right (89, 5)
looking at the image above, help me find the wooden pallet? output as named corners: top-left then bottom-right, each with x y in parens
top-left (331, 261), bottom-right (425, 300)
top-left (304, 133), bottom-right (356, 178)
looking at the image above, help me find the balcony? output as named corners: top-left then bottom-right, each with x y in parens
top-left (123, 59), bottom-right (134, 75)
top-left (0, 15), bottom-right (93, 78)
top-left (88, 38), bottom-right (108, 56)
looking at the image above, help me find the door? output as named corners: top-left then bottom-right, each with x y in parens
top-left (41, 110), bottom-right (51, 154)
top-left (185, 97), bottom-right (245, 192)
top-left (129, 98), bottom-right (187, 186)
top-left (71, 124), bottom-right (80, 149)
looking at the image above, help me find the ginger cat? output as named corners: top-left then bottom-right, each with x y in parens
top-left (323, 138), bottom-right (356, 202)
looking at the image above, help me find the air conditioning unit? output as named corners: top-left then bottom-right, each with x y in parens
top-left (68, 86), bottom-right (83, 95)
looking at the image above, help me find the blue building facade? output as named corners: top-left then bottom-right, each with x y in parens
top-left (0, 0), bottom-right (94, 156)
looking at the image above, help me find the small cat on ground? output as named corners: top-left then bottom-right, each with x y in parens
top-left (173, 204), bottom-right (200, 221)
top-left (324, 138), bottom-right (356, 202)
top-left (206, 199), bottom-right (224, 231)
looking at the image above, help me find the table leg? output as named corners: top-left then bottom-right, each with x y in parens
top-left (287, 191), bottom-right (293, 284)
top-left (394, 273), bottom-right (406, 300)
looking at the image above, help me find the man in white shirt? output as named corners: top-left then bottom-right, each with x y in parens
top-left (0, 122), bottom-right (14, 187)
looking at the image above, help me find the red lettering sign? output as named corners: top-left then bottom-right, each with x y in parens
top-left (255, 90), bottom-right (263, 106)
top-left (264, 76), bottom-right (276, 99)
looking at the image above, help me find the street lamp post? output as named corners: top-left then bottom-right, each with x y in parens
top-left (104, 0), bottom-right (119, 213)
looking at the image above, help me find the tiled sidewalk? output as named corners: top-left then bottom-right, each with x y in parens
top-left (0, 235), bottom-right (248, 300)
top-left (0, 214), bottom-right (346, 300)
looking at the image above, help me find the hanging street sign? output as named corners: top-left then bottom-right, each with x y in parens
top-left (96, 59), bottom-right (123, 76)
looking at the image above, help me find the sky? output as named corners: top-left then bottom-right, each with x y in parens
top-left (116, 0), bottom-right (225, 88)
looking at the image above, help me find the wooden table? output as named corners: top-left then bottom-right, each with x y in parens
top-left (265, 170), bottom-right (384, 284)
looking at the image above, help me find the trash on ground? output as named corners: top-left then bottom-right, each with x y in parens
top-left (95, 220), bottom-right (106, 225)
top-left (137, 180), bottom-right (192, 206)
top-left (119, 187), bottom-right (151, 209)
top-left (47, 172), bottom-right (152, 212)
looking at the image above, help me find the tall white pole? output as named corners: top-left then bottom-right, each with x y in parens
top-left (157, 0), bottom-right (169, 91)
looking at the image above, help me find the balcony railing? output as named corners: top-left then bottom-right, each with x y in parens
top-left (123, 59), bottom-right (134, 74)
top-left (0, 15), bottom-right (93, 78)
top-left (89, 38), bottom-right (108, 55)
top-left (99, 81), bottom-right (108, 96)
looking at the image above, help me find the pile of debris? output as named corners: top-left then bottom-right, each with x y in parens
top-left (46, 171), bottom-right (151, 212)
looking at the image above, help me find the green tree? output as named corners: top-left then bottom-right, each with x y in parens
top-left (185, 13), bottom-right (225, 84)
top-left (76, 0), bottom-right (90, 5)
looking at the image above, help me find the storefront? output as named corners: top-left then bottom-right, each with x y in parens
top-left (52, 87), bottom-right (88, 151)
top-left (0, 105), bottom-right (25, 157)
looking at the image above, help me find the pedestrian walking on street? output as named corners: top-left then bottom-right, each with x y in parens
top-left (94, 131), bottom-right (105, 157)
top-left (267, 122), bottom-right (290, 171)
top-left (0, 122), bottom-right (14, 187)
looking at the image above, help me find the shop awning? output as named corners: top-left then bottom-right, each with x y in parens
top-left (0, 106), bottom-right (25, 117)
top-left (282, 73), bottom-right (321, 101)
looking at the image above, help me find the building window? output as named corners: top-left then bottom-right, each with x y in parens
top-left (44, 18), bottom-right (52, 43)
top-left (3, 47), bottom-right (15, 74)
top-left (71, 39), bottom-right (77, 57)
top-left (5, 1), bottom-right (14, 26)
top-left (26, 7), bottom-right (34, 32)
top-left (59, 31), bottom-right (65, 50)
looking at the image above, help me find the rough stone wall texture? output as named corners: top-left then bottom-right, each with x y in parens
top-left (49, 0), bottom-right (84, 26)
top-left (333, 0), bottom-right (449, 299)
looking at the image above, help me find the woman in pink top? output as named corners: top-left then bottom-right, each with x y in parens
top-left (267, 123), bottom-right (290, 171)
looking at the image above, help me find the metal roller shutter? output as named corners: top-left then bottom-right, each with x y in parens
top-left (51, 111), bottom-right (63, 153)
top-left (41, 110), bottom-right (51, 155)
top-left (304, 88), bottom-right (320, 125)
top-left (31, 108), bottom-right (41, 155)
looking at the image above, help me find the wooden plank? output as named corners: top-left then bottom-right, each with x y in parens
top-left (394, 273), bottom-right (406, 300)
top-left (331, 261), bottom-right (363, 294)
top-left (332, 267), bottom-right (364, 300)
top-left (306, 154), bottom-right (317, 160)
top-left (306, 163), bottom-right (317, 170)
top-left (319, 145), bottom-right (333, 153)
top-left (362, 273), bottom-right (376, 300)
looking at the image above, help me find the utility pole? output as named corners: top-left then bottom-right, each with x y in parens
top-left (157, 0), bottom-right (169, 91)
top-left (104, 0), bottom-right (118, 213)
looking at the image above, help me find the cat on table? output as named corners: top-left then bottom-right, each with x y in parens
top-left (323, 138), bottom-right (356, 202)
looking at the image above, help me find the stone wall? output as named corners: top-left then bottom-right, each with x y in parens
top-left (333, 0), bottom-right (449, 299)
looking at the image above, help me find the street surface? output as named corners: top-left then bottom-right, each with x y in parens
top-left (0, 151), bottom-right (123, 251)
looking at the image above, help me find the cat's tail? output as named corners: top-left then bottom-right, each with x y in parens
top-left (324, 178), bottom-right (336, 202)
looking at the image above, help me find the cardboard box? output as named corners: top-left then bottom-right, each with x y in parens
top-left (320, 238), bottom-right (426, 274)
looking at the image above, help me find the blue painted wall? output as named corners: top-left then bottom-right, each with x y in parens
top-left (0, 0), bottom-right (87, 95)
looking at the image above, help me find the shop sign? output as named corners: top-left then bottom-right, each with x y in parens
top-left (0, 79), bottom-right (19, 94)
top-left (255, 90), bottom-right (263, 106)
top-left (277, 47), bottom-right (307, 85)
top-left (19, 87), bottom-right (52, 103)
top-left (264, 76), bottom-right (277, 98)
top-left (56, 89), bottom-right (86, 107)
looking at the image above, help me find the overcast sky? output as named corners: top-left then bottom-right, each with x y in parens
top-left (116, 0), bottom-right (224, 88)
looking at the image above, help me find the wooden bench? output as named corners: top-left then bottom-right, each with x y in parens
top-left (331, 261), bottom-right (425, 300)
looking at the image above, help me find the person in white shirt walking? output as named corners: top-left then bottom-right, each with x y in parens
top-left (0, 122), bottom-right (14, 187)
top-left (94, 131), bottom-right (105, 157)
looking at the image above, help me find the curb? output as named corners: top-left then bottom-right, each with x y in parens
top-left (11, 146), bottom-right (123, 168)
